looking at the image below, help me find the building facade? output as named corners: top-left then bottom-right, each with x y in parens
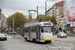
top-left (0, 9), bottom-right (7, 31)
top-left (47, 1), bottom-right (65, 31)
top-left (64, 0), bottom-right (75, 34)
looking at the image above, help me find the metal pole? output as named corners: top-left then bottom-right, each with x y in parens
top-left (26, 15), bottom-right (28, 23)
top-left (37, 6), bottom-right (39, 22)
top-left (13, 17), bottom-right (14, 35)
top-left (0, 9), bottom-right (1, 20)
top-left (45, 1), bottom-right (47, 21)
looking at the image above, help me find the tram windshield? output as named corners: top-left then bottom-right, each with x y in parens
top-left (41, 26), bottom-right (53, 32)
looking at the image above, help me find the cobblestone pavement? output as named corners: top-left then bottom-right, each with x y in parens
top-left (0, 35), bottom-right (75, 50)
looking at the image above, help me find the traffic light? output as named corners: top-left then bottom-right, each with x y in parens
top-left (39, 19), bottom-right (41, 22)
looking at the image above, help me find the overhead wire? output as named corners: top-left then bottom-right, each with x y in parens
top-left (39, 2), bottom-right (45, 8)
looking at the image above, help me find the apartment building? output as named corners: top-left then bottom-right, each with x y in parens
top-left (47, 8), bottom-right (53, 16)
top-left (47, 5), bottom-right (56, 16)
top-left (0, 9), bottom-right (7, 30)
top-left (47, 1), bottom-right (65, 31)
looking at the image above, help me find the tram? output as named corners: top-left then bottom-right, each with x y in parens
top-left (24, 21), bottom-right (53, 43)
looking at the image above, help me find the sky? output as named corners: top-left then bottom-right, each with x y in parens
top-left (0, 0), bottom-right (63, 18)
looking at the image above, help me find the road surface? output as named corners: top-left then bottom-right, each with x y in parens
top-left (0, 35), bottom-right (75, 50)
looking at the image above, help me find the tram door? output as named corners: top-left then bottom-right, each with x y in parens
top-left (29, 27), bottom-right (30, 40)
top-left (36, 26), bottom-right (40, 41)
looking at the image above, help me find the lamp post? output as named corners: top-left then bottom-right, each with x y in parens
top-left (37, 6), bottom-right (39, 22)
top-left (0, 9), bottom-right (1, 20)
top-left (45, 0), bottom-right (52, 21)
top-left (37, 6), bottom-right (45, 22)
top-left (45, 1), bottom-right (47, 21)
top-left (28, 10), bottom-right (36, 22)
top-left (26, 15), bottom-right (28, 23)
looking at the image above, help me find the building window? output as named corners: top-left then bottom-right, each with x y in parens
top-left (59, 25), bottom-right (61, 26)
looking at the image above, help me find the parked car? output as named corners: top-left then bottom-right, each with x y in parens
top-left (57, 32), bottom-right (67, 38)
top-left (0, 30), bottom-right (2, 34)
top-left (0, 34), bottom-right (7, 41)
top-left (9, 31), bottom-right (17, 35)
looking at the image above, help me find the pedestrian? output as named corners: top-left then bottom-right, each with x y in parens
top-left (4, 31), bottom-right (6, 33)
top-left (67, 30), bottom-right (70, 34)
top-left (19, 31), bottom-right (20, 35)
top-left (63, 30), bottom-right (65, 33)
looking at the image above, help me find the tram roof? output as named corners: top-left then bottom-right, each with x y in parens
top-left (24, 21), bottom-right (53, 28)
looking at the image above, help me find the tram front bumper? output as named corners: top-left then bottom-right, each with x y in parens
top-left (44, 38), bottom-right (52, 41)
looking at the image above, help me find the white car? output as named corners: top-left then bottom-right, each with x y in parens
top-left (57, 32), bottom-right (67, 38)
top-left (0, 34), bottom-right (7, 41)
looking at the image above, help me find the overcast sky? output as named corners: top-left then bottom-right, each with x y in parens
top-left (0, 0), bottom-right (63, 18)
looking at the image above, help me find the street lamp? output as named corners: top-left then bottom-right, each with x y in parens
top-left (37, 6), bottom-right (39, 22)
top-left (0, 8), bottom-right (1, 20)
top-left (45, 0), bottom-right (52, 21)
top-left (37, 6), bottom-right (45, 22)
top-left (28, 10), bottom-right (36, 22)
top-left (45, 1), bottom-right (47, 21)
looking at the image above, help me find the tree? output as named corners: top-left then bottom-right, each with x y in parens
top-left (50, 16), bottom-right (57, 24)
top-left (33, 15), bottom-right (45, 22)
top-left (39, 15), bottom-right (45, 21)
top-left (47, 16), bottom-right (52, 21)
top-left (7, 12), bottom-right (26, 29)
top-left (47, 15), bottom-right (57, 24)
top-left (47, 16), bottom-right (57, 32)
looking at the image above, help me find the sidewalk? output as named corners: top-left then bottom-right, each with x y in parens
top-left (67, 34), bottom-right (75, 37)
top-left (13, 35), bottom-right (24, 39)
top-left (54, 34), bottom-right (75, 37)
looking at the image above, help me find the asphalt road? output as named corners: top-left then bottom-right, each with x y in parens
top-left (0, 35), bottom-right (75, 50)
top-left (53, 35), bottom-right (75, 43)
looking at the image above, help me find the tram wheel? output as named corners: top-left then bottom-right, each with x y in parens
top-left (33, 39), bottom-right (36, 42)
top-left (25, 38), bottom-right (27, 41)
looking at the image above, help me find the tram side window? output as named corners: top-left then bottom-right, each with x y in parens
top-left (31, 27), bottom-right (36, 32)
top-left (25, 28), bottom-right (29, 32)
top-left (41, 28), bottom-right (44, 32)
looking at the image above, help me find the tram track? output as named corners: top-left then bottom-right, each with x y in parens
top-left (39, 41), bottom-right (75, 50)
top-left (53, 40), bottom-right (75, 44)
top-left (24, 39), bottom-right (75, 50)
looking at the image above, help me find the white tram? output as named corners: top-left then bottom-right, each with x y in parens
top-left (24, 21), bottom-right (53, 43)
